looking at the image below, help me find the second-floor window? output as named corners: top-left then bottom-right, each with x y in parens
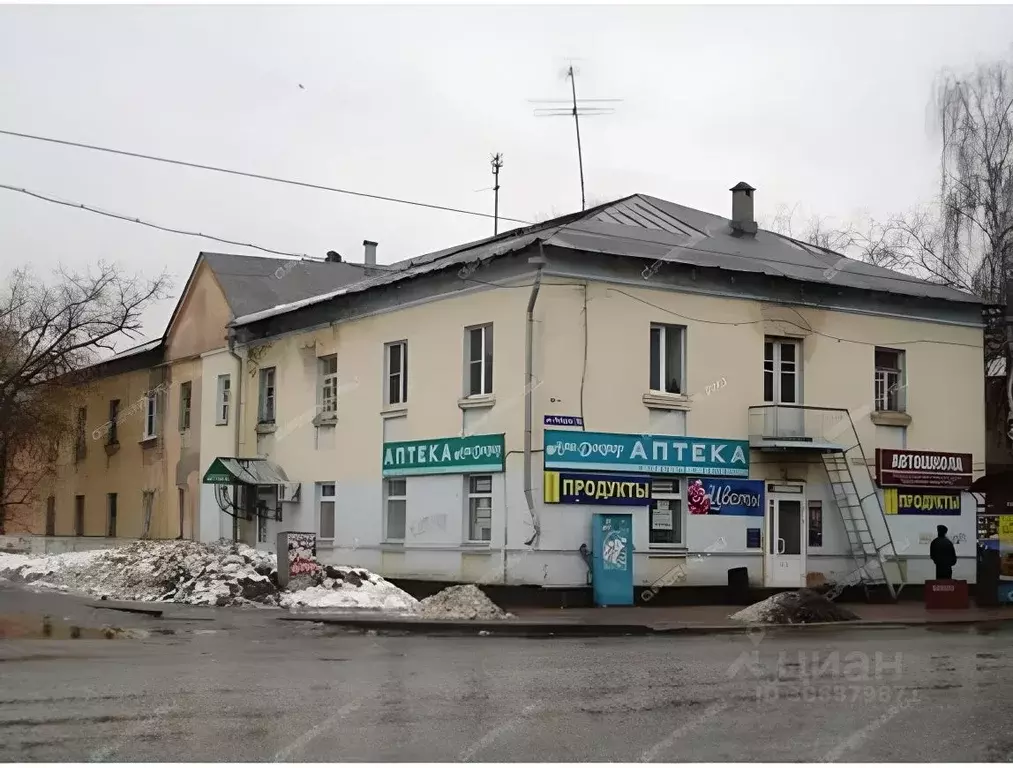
top-left (178, 381), bottom-right (192, 432)
top-left (107, 399), bottom-right (120, 445)
top-left (875, 348), bottom-right (905, 412)
top-left (764, 338), bottom-right (800, 404)
top-left (318, 355), bottom-right (338, 416)
top-left (650, 323), bottom-right (684, 394)
top-left (385, 341), bottom-right (408, 406)
top-left (75, 407), bottom-right (87, 461)
top-left (259, 367), bottom-right (276, 423)
top-left (465, 324), bottom-right (493, 397)
top-left (143, 391), bottom-right (158, 439)
top-left (216, 375), bottom-right (231, 425)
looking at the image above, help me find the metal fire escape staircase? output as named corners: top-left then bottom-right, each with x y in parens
top-left (820, 412), bottom-right (903, 600)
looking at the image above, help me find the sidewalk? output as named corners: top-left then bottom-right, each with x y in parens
top-left (280, 601), bottom-right (1013, 637)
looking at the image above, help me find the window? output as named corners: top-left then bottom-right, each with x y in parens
top-left (649, 324), bottom-right (684, 394)
top-left (258, 367), bottom-right (276, 423)
top-left (45, 496), bottom-right (55, 536)
top-left (649, 478), bottom-right (682, 545)
top-left (108, 400), bottom-right (120, 445)
top-left (318, 483), bottom-right (336, 540)
top-left (178, 381), bottom-right (192, 432)
top-left (466, 475), bottom-right (493, 542)
top-left (385, 478), bottom-right (407, 541)
top-left (178, 488), bottom-right (186, 539)
top-left (75, 407), bottom-right (87, 462)
top-left (465, 324), bottom-right (494, 396)
top-left (143, 391), bottom-right (158, 439)
top-left (764, 338), bottom-right (800, 404)
top-left (874, 348), bottom-right (905, 412)
top-left (385, 341), bottom-right (408, 406)
top-left (107, 493), bottom-right (118, 538)
top-left (318, 355), bottom-right (338, 416)
top-left (74, 495), bottom-right (85, 537)
top-left (216, 375), bottom-right (231, 426)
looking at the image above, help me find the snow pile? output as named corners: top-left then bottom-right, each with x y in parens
top-left (730, 589), bottom-right (860, 625)
top-left (280, 565), bottom-right (419, 612)
top-left (418, 584), bottom-right (514, 621)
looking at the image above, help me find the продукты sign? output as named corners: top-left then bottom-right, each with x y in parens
top-left (543, 429), bottom-right (749, 476)
top-left (382, 434), bottom-right (505, 477)
top-left (543, 471), bottom-right (651, 506)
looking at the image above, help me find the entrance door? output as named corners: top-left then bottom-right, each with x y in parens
top-left (766, 494), bottom-right (805, 587)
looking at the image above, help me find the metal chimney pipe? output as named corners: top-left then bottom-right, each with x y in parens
top-left (363, 240), bottom-right (378, 266)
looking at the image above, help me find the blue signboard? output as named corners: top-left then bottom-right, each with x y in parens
top-left (543, 471), bottom-right (650, 506)
top-left (591, 512), bottom-right (633, 606)
top-left (687, 478), bottom-right (765, 516)
top-left (544, 429), bottom-right (749, 477)
top-left (544, 415), bottom-right (584, 427)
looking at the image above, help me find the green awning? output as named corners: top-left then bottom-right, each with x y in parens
top-left (202, 457), bottom-right (290, 486)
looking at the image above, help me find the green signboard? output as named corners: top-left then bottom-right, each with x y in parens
top-left (203, 458), bottom-right (235, 484)
top-left (382, 434), bottom-right (505, 477)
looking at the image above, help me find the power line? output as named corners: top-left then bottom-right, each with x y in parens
top-left (0, 183), bottom-right (313, 259)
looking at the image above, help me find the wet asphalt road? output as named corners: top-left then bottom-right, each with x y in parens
top-left (1, 584), bottom-right (1012, 762)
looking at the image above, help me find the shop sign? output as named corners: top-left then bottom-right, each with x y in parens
top-left (686, 478), bottom-right (764, 516)
top-left (544, 429), bottom-right (749, 477)
top-left (876, 449), bottom-right (973, 489)
top-left (382, 434), bottom-right (505, 477)
top-left (543, 471), bottom-right (650, 506)
top-left (883, 488), bottom-right (962, 515)
top-left (544, 415), bottom-right (584, 427)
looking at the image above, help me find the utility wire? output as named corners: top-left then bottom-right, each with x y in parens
top-left (0, 183), bottom-right (312, 259)
top-left (0, 127), bottom-right (979, 294)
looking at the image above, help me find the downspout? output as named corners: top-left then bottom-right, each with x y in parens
top-left (524, 246), bottom-right (547, 547)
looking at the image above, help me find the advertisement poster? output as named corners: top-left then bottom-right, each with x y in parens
top-left (686, 478), bottom-right (764, 516)
top-left (1000, 516), bottom-right (1013, 582)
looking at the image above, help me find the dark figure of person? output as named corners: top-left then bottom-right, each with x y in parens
top-left (930, 524), bottom-right (958, 580)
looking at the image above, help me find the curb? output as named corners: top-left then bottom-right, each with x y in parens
top-left (278, 614), bottom-right (1013, 638)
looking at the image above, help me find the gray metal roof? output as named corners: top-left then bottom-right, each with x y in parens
top-left (232, 193), bottom-right (980, 327)
top-left (201, 252), bottom-right (370, 319)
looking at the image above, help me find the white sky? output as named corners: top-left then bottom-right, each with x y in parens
top-left (2, 3), bottom-right (1012, 341)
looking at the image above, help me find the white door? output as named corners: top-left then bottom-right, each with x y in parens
top-left (763, 338), bottom-right (803, 438)
top-left (766, 494), bottom-right (806, 587)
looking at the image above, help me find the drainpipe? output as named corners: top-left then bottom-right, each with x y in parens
top-left (524, 247), bottom-right (547, 547)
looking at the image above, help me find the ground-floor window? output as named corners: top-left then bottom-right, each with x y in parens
top-left (385, 478), bottom-right (407, 541)
top-left (74, 495), bottom-right (85, 536)
top-left (318, 483), bottom-right (336, 540)
top-left (466, 475), bottom-right (493, 542)
top-left (649, 478), bottom-right (682, 546)
top-left (107, 493), bottom-right (117, 538)
top-left (45, 496), bottom-right (55, 536)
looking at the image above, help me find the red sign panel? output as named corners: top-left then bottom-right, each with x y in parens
top-left (876, 449), bottom-right (973, 490)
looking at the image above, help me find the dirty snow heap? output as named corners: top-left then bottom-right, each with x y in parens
top-left (418, 584), bottom-right (514, 620)
top-left (729, 589), bottom-right (860, 624)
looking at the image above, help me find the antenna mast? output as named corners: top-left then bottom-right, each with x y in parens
top-left (491, 153), bottom-right (503, 235)
top-left (530, 62), bottom-right (621, 211)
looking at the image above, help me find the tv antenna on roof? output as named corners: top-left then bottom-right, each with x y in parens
top-left (530, 61), bottom-right (621, 211)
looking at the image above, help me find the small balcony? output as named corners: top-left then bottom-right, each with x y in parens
top-left (747, 405), bottom-right (854, 452)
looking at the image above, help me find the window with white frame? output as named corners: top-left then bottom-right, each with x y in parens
top-left (465, 324), bottom-right (493, 396)
top-left (649, 324), bottom-right (684, 394)
top-left (466, 475), bottom-right (493, 542)
top-left (318, 483), bottom-right (336, 540)
top-left (874, 348), bottom-right (905, 412)
top-left (178, 381), bottom-right (192, 432)
top-left (318, 355), bottom-right (338, 416)
top-left (384, 341), bottom-right (408, 406)
top-left (763, 338), bottom-right (800, 404)
top-left (258, 367), bottom-right (276, 423)
top-left (216, 374), bottom-right (231, 425)
top-left (384, 478), bottom-right (407, 541)
top-left (143, 391), bottom-right (158, 439)
top-left (649, 477), bottom-right (683, 545)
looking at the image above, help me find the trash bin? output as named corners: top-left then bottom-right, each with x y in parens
top-left (728, 566), bottom-right (750, 605)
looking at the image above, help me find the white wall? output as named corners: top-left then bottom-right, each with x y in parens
top-left (197, 349), bottom-right (243, 543)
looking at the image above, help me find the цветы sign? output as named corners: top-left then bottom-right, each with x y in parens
top-left (543, 430), bottom-right (749, 477)
top-left (876, 449), bottom-right (973, 489)
top-left (382, 434), bottom-right (505, 477)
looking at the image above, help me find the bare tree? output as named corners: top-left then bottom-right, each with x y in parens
top-left (0, 262), bottom-right (171, 532)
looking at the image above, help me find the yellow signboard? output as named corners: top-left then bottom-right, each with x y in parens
top-left (999, 516), bottom-right (1013, 544)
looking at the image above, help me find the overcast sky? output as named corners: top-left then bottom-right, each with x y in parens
top-left (2, 4), bottom-right (1013, 343)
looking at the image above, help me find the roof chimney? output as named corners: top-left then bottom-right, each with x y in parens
top-left (325, 250), bottom-right (342, 263)
top-left (730, 182), bottom-right (757, 235)
top-left (363, 240), bottom-right (377, 267)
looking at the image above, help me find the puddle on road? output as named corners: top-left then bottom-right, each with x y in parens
top-left (0, 614), bottom-right (149, 640)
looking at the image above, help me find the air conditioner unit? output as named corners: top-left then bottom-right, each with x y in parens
top-left (278, 482), bottom-right (302, 503)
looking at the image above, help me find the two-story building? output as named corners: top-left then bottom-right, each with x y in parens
top-left (219, 184), bottom-right (985, 594)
